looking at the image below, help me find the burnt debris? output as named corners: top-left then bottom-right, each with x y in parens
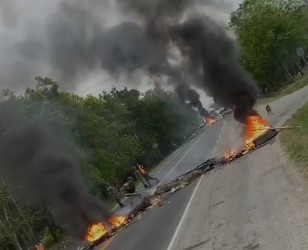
top-left (87, 128), bottom-right (278, 248)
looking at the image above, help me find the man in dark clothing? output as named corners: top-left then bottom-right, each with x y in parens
top-left (107, 185), bottom-right (124, 208)
top-left (123, 176), bottom-right (142, 206)
top-left (266, 104), bottom-right (273, 115)
top-left (123, 176), bottom-right (136, 194)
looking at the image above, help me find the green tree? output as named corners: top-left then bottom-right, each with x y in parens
top-left (230, 0), bottom-right (308, 92)
top-left (0, 76), bottom-right (200, 244)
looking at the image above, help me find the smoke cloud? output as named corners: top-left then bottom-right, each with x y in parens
top-left (0, 105), bottom-right (109, 239)
top-left (0, 0), bottom-right (242, 112)
top-left (176, 83), bottom-right (209, 117)
top-left (115, 0), bottom-right (258, 121)
top-left (0, 0), bottom-right (258, 239)
top-left (171, 17), bottom-right (258, 122)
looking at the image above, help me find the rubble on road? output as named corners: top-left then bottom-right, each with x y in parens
top-left (86, 129), bottom-right (279, 248)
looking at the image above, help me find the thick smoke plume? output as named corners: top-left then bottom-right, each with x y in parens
top-left (176, 83), bottom-right (209, 117)
top-left (171, 17), bottom-right (259, 122)
top-left (0, 0), bottom-right (255, 239)
top-left (116, 0), bottom-right (259, 121)
top-left (0, 107), bottom-right (109, 239)
top-left (1, 0), bottom-right (252, 119)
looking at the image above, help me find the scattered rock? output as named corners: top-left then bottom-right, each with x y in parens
top-left (243, 242), bottom-right (260, 250)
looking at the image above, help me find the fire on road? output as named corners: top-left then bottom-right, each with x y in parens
top-left (83, 112), bottom-right (278, 248)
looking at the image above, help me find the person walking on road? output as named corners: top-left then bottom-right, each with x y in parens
top-left (266, 104), bottom-right (273, 115)
top-left (137, 164), bottom-right (159, 187)
top-left (107, 185), bottom-right (124, 208)
top-left (133, 166), bottom-right (149, 188)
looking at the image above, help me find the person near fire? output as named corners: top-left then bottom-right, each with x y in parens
top-left (133, 165), bottom-right (149, 188)
top-left (107, 184), bottom-right (124, 208)
top-left (265, 104), bottom-right (273, 115)
top-left (35, 243), bottom-right (44, 250)
top-left (137, 164), bottom-right (159, 187)
top-left (123, 176), bottom-right (136, 194)
top-left (123, 176), bottom-right (142, 205)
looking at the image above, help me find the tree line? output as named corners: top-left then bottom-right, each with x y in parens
top-left (230, 0), bottom-right (308, 93)
top-left (0, 77), bottom-right (199, 248)
top-left (3, 0), bottom-right (308, 247)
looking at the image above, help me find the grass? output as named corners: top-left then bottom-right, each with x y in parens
top-left (260, 73), bottom-right (308, 104)
top-left (280, 102), bottom-right (308, 176)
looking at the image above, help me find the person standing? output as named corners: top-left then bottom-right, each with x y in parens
top-left (137, 164), bottom-right (159, 187)
top-left (133, 166), bottom-right (149, 188)
top-left (123, 176), bottom-right (136, 194)
top-left (266, 104), bottom-right (273, 115)
top-left (123, 176), bottom-right (142, 206)
top-left (107, 185), bottom-right (124, 208)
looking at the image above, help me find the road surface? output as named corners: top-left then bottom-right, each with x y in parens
top-left (100, 85), bottom-right (308, 250)
top-left (168, 85), bottom-right (308, 250)
top-left (99, 117), bottom-right (227, 250)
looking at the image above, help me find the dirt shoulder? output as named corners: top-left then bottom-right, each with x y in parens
top-left (280, 102), bottom-right (308, 177)
top-left (170, 76), bottom-right (308, 250)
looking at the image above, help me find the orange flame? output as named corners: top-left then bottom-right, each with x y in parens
top-left (223, 114), bottom-right (270, 162)
top-left (224, 150), bottom-right (237, 161)
top-left (109, 216), bottom-right (127, 228)
top-left (245, 115), bottom-right (269, 149)
top-left (203, 116), bottom-right (216, 126)
top-left (85, 222), bottom-right (108, 242)
top-left (85, 216), bottom-right (128, 242)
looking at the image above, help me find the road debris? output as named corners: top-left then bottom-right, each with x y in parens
top-left (249, 125), bottom-right (302, 131)
top-left (84, 124), bottom-right (279, 249)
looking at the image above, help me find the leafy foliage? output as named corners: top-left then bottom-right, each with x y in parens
top-left (0, 77), bottom-right (199, 247)
top-left (230, 0), bottom-right (308, 92)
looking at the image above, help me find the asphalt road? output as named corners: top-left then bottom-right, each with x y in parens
top-left (99, 85), bottom-right (308, 250)
top-left (98, 117), bottom-right (227, 250)
top-left (169, 85), bottom-right (308, 250)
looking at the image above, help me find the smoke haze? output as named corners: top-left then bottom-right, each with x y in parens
top-left (0, 0), bottom-right (258, 239)
top-left (0, 104), bottom-right (109, 239)
top-left (171, 17), bottom-right (258, 122)
top-left (0, 0), bottom-right (242, 91)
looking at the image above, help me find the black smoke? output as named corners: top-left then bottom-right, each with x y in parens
top-left (0, 105), bottom-right (109, 239)
top-left (111, 0), bottom-right (258, 122)
top-left (1, 1), bottom-right (258, 122)
top-left (176, 83), bottom-right (209, 117)
top-left (0, 0), bottom-right (260, 240)
top-left (171, 18), bottom-right (258, 122)
top-left (47, 0), bottom-right (258, 121)
top-left (116, 0), bottom-right (259, 123)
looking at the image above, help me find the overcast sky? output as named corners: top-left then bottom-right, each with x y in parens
top-left (0, 0), bottom-right (242, 107)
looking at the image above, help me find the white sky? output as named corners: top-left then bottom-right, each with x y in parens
top-left (75, 0), bottom-right (243, 109)
top-left (0, 0), bottom-right (243, 108)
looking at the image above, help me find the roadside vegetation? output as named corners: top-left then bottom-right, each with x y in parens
top-left (231, 0), bottom-right (308, 178)
top-left (231, 0), bottom-right (308, 176)
top-left (0, 77), bottom-right (199, 249)
top-left (260, 73), bottom-right (308, 104)
top-left (1, 0), bottom-right (308, 249)
top-left (281, 102), bottom-right (308, 176)
top-left (230, 0), bottom-right (308, 94)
